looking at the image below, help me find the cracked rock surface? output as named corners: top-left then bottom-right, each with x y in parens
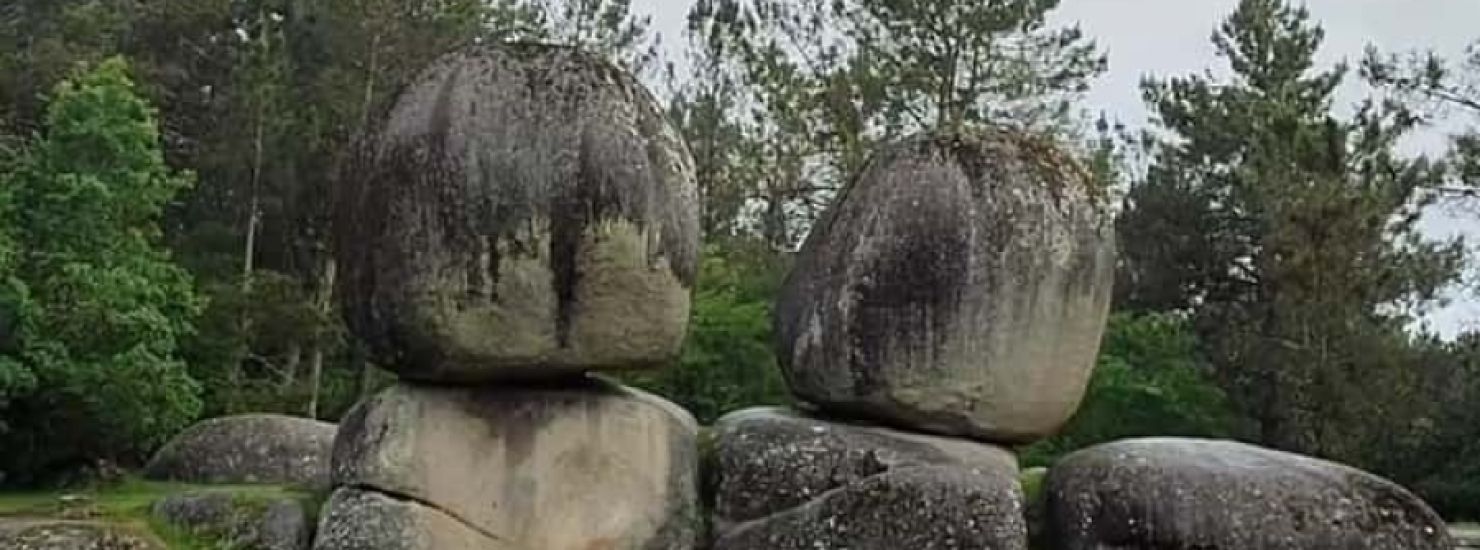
top-left (319, 379), bottom-right (699, 550)
top-left (708, 407), bottom-right (1025, 550)
top-left (1045, 438), bottom-right (1453, 550)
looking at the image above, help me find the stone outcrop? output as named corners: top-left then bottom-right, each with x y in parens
top-left (708, 408), bottom-right (1025, 550)
top-left (774, 132), bottom-right (1115, 444)
top-left (0, 521), bottom-right (163, 550)
top-left (326, 379), bottom-right (699, 550)
top-left (336, 42), bottom-right (699, 382)
top-left (144, 414), bottom-right (335, 489)
top-left (1044, 438), bottom-right (1453, 550)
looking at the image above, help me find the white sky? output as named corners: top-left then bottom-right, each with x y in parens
top-left (632, 0), bottom-right (1480, 336)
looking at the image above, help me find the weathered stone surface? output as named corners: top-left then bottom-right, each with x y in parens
top-left (337, 42), bottom-right (699, 382)
top-left (709, 407), bottom-right (1025, 550)
top-left (150, 492), bottom-right (236, 534)
top-left (331, 378), bottom-right (699, 550)
top-left (258, 499), bottom-right (312, 550)
top-left (1045, 438), bottom-right (1453, 550)
top-left (775, 132), bottom-right (1114, 443)
top-left (151, 491), bottom-right (311, 550)
top-left (145, 414), bottom-right (335, 489)
top-left (312, 488), bottom-right (495, 550)
top-left (0, 521), bottom-right (163, 550)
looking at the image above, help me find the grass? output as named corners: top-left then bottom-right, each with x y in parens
top-left (0, 478), bottom-right (315, 549)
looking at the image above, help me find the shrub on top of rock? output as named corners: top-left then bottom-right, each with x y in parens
top-left (336, 43), bottom-right (699, 383)
top-left (775, 131), bottom-right (1115, 444)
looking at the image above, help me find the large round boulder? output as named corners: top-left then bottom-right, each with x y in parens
top-left (337, 43), bottom-right (699, 382)
top-left (322, 378), bottom-right (699, 550)
top-left (1045, 438), bottom-right (1452, 550)
top-left (144, 414), bottom-right (335, 489)
top-left (775, 131), bottom-right (1115, 444)
top-left (709, 408), bottom-right (1025, 550)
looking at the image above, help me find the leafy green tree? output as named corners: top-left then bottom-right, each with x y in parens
top-left (1116, 0), bottom-right (1463, 464)
top-left (0, 59), bottom-right (203, 483)
top-left (1023, 313), bottom-right (1243, 467)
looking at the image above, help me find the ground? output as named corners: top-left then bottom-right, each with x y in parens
top-left (0, 478), bottom-right (315, 549)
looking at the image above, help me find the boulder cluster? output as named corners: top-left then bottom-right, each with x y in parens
top-left (150, 41), bottom-right (1453, 550)
top-left (314, 43), bottom-right (702, 550)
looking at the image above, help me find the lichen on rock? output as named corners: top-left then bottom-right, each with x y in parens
top-left (336, 43), bottom-right (699, 382)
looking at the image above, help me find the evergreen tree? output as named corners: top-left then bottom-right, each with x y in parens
top-left (686, 0), bottom-right (1105, 247)
top-left (0, 59), bottom-right (203, 482)
top-left (1117, 0), bottom-right (1463, 464)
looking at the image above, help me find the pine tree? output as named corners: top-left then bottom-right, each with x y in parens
top-left (1118, 0), bottom-right (1463, 464)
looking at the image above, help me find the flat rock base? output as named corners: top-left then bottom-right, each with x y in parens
top-left (708, 407), bottom-right (1026, 550)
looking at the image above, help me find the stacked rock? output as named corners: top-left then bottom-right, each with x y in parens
top-left (707, 132), bottom-right (1117, 550)
top-left (314, 43), bottom-right (700, 550)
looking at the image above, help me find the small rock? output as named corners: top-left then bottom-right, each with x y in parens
top-left (151, 491), bottom-right (312, 550)
top-left (150, 492), bottom-right (236, 533)
top-left (258, 499), bottom-right (312, 550)
top-left (144, 414), bottom-right (336, 489)
top-left (1045, 438), bottom-right (1454, 550)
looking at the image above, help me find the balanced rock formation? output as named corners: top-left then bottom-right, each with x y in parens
top-left (320, 379), bottom-right (699, 550)
top-left (1044, 438), bottom-right (1453, 550)
top-left (708, 408), bottom-right (1025, 550)
top-left (337, 43), bottom-right (699, 382)
top-left (775, 132), bottom-right (1115, 444)
top-left (144, 414), bottom-right (335, 489)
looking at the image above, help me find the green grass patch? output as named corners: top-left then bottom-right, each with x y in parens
top-left (0, 478), bottom-right (315, 549)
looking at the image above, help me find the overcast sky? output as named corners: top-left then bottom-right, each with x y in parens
top-left (631, 0), bottom-right (1480, 336)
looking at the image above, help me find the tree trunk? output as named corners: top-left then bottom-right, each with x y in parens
top-left (283, 343), bottom-right (302, 387)
top-left (306, 258), bottom-right (335, 419)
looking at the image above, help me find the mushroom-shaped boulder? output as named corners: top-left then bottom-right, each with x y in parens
top-left (337, 43), bottom-right (699, 382)
top-left (775, 131), bottom-right (1114, 443)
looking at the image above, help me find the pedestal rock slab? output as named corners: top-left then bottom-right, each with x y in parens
top-left (337, 42), bottom-right (699, 382)
top-left (1045, 438), bottom-right (1453, 550)
top-left (774, 131), bottom-right (1115, 443)
top-left (708, 407), bottom-right (1025, 550)
top-left (326, 379), bottom-right (699, 550)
